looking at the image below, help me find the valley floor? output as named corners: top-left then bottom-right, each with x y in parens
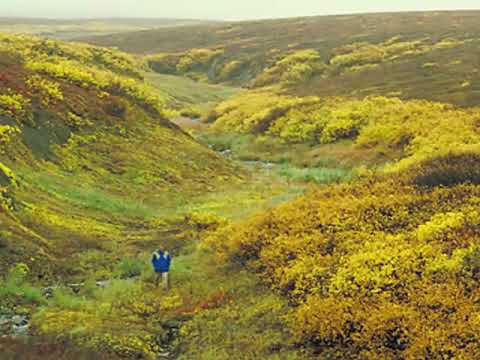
top-left (0, 129), bottom-right (313, 359)
top-left (2, 13), bottom-right (480, 358)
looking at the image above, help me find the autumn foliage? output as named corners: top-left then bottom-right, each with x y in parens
top-left (206, 167), bottom-right (480, 357)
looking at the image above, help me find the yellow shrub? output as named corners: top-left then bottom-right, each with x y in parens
top-left (0, 125), bottom-right (20, 154)
top-left (26, 75), bottom-right (64, 105)
top-left (0, 92), bottom-right (30, 120)
top-left (211, 91), bottom-right (480, 172)
top-left (416, 211), bottom-right (466, 242)
top-left (176, 48), bottom-right (224, 73)
top-left (208, 178), bottom-right (480, 357)
top-left (330, 37), bottom-right (464, 72)
top-left (0, 162), bottom-right (18, 187)
top-left (254, 49), bottom-right (324, 87)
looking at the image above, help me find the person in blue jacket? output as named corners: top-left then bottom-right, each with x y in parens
top-left (151, 249), bottom-right (172, 289)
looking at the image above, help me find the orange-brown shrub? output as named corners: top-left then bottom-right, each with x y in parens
top-left (205, 178), bottom-right (480, 358)
top-left (401, 151), bottom-right (480, 187)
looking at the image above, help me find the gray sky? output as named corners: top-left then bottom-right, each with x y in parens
top-left (2, 0), bottom-right (480, 20)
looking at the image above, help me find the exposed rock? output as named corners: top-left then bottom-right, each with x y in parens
top-left (0, 314), bottom-right (30, 337)
top-left (13, 323), bottom-right (29, 337)
top-left (220, 149), bottom-right (233, 157)
top-left (11, 315), bottom-right (27, 326)
top-left (156, 352), bottom-right (171, 359)
top-left (42, 279), bottom-right (114, 298)
top-left (95, 280), bottom-right (111, 288)
top-left (42, 286), bottom-right (57, 299)
top-left (0, 315), bottom-right (11, 334)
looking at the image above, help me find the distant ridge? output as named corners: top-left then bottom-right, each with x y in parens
top-left (0, 17), bottom-right (218, 40)
top-left (84, 10), bottom-right (480, 106)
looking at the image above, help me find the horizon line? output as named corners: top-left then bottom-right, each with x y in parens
top-left (2, 8), bottom-right (480, 23)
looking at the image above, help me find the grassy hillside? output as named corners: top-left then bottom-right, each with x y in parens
top-left (0, 32), bottom-right (303, 359)
top-left (206, 90), bottom-right (480, 169)
top-left (4, 11), bottom-right (480, 360)
top-left (86, 11), bottom-right (480, 106)
top-left (0, 18), bottom-right (215, 40)
top-left (82, 9), bottom-right (480, 359)
top-left (0, 32), bottom-right (240, 276)
top-left (145, 72), bottom-right (240, 116)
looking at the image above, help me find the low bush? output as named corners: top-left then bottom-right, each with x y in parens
top-left (401, 151), bottom-right (480, 187)
top-left (0, 263), bottom-right (44, 308)
top-left (254, 49), bottom-right (325, 87)
top-left (32, 280), bottom-right (162, 359)
top-left (179, 106), bottom-right (202, 118)
top-left (178, 294), bottom-right (301, 359)
top-left (0, 91), bottom-right (31, 121)
top-left (26, 75), bottom-right (64, 106)
top-left (115, 258), bottom-right (145, 279)
top-left (0, 337), bottom-right (120, 360)
top-left (210, 91), bottom-right (480, 173)
top-left (205, 178), bottom-right (480, 358)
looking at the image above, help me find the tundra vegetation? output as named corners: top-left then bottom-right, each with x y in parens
top-left (2, 10), bottom-right (480, 360)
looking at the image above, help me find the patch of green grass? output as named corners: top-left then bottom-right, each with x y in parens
top-left (115, 258), bottom-right (146, 279)
top-left (0, 264), bottom-right (45, 307)
top-left (145, 73), bottom-right (240, 110)
top-left (48, 288), bottom-right (88, 311)
top-left (198, 132), bottom-right (255, 153)
top-left (277, 163), bottom-right (353, 184)
top-left (153, 249), bottom-right (303, 359)
top-left (0, 282), bottom-right (44, 305)
top-left (174, 179), bottom-right (298, 220)
top-left (197, 132), bottom-right (374, 172)
top-left (18, 169), bottom-right (157, 219)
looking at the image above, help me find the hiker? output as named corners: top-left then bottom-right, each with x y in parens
top-left (151, 249), bottom-right (172, 289)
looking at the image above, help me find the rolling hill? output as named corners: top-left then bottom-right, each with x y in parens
top-left (84, 11), bottom-right (480, 359)
top-left (0, 33), bottom-right (238, 276)
top-left (3, 10), bottom-right (480, 360)
top-left (0, 33), bottom-right (293, 359)
top-left (85, 11), bottom-right (480, 106)
top-left (0, 18), bottom-right (216, 40)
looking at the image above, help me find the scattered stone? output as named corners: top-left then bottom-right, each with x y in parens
top-left (156, 352), bottom-right (170, 359)
top-left (42, 286), bottom-right (57, 299)
top-left (11, 315), bottom-right (28, 326)
top-left (43, 280), bottom-right (112, 298)
top-left (0, 314), bottom-right (30, 337)
top-left (0, 315), bottom-right (10, 326)
top-left (68, 283), bottom-right (83, 294)
top-left (243, 160), bottom-right (275, 168)
top-left (0, 316), bottom-right (10, 335)
top-left (12, 323), bottom-right (29, 337)
top-left (96, 280), bottom-right (111, 288)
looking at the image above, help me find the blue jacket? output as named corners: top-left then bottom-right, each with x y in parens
top-left (152, 250), bottom-right (172, 273)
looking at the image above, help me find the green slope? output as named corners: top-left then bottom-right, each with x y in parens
top-left (0, 33), bottom-right (240, 277)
